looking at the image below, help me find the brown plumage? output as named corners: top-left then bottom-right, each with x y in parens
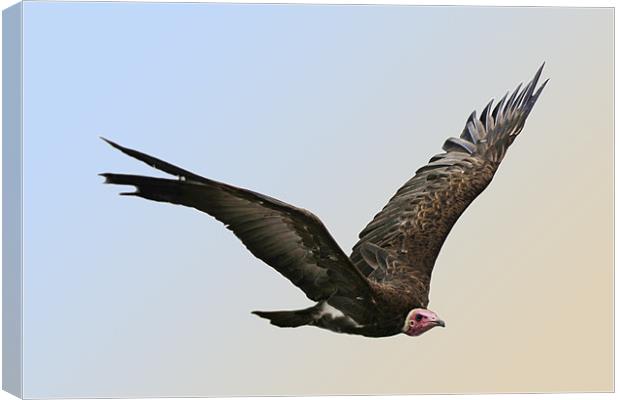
top-left (102, 65), bottom-right (548, 338)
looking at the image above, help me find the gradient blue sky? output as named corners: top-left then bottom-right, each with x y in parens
top-left (18, 2), bottom-right (612, 397)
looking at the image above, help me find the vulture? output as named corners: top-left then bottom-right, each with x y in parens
top-left (101, 65), bottom-right (548, 338)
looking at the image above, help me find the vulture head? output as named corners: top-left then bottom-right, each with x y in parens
top-left (402, 308), bottom-right (446, 336)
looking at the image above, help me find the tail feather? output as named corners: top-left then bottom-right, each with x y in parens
top-left (252, 305), bottom-right (319, 328)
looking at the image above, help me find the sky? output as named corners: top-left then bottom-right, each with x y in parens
top-left (12, 2), bottom-right (613, 397)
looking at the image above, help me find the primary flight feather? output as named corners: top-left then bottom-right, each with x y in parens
top-left (102, 65), bottom-right (548, 338)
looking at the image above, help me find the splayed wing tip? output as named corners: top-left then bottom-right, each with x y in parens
top-left (100, 136), bottom-right (123, 150)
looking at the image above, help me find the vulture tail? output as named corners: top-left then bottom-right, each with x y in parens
top-left (252, 304), bottom-right (320, 328)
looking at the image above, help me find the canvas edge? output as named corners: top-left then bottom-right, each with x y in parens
top-left (2, 2), bottom-right (23, 399)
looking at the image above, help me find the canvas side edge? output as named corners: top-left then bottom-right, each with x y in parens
top-left (2, 2), bottom-right (23, 399)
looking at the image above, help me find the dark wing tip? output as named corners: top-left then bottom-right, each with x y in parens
top-left (537, 61), bottom-right (546, 75)
top-left (535, 78), bottom-right (550, 98)
top-left (99, 173), bottom-right (140, 196)
top-left (99, 172), bottom-right (111, 183)
top-left (100, 137), bottom-right (206, 183)
top-left (100, 136), bottom-right (123, 150)
top-left (522, 62), bottom-right (546, 100)
top-left (479, 99), bottom-right (494, 125)
top-left (100, 136), bottom-right (138, 159)
top-left (100, 136), bottom-right (146, 159)
top-left (446, 64), bottom-right (548, 161)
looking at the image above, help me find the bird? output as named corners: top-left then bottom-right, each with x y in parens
top-left (101, 64), bottom-right (548, 338)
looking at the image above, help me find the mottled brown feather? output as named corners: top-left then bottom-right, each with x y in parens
top-left (350, 64), bottom-right (548, 311)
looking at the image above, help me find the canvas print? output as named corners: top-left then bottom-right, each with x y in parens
top-left (2, 1), bottom-right (613, 398)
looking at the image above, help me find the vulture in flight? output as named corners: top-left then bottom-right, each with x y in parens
top-left (102, 65), bottom-right (548, 338)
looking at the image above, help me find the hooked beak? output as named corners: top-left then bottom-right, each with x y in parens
top-left (433, 319), bottom-right (446, 328)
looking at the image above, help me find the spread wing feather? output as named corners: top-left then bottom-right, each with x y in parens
top-left (100, 139), bottom-right (373, 303)
top-left (350, 64), bottom-right (548, 283)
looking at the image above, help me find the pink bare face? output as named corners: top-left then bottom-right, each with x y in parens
top-left (402, 308), bottom-right (446, 337)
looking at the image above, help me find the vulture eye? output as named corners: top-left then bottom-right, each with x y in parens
top-left (415, 314), bottom-right (424, 322)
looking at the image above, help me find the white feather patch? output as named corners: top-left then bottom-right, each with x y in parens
top-left (317, 302), bottom-right (363, 328)
top-left (318, 302), bottom-right (346, 319)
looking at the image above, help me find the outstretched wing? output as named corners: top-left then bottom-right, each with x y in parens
top-left (350, 64), bottom-right (548, 284)
top-left (101, 139), bottom-right (374, 303)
